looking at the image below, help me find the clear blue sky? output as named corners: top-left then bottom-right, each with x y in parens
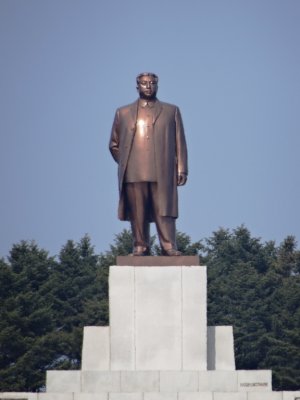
top-left (1, 0), bottom-right (299, 257)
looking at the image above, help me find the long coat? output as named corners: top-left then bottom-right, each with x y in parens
top-left (109, 99), bottom-right (188, 221)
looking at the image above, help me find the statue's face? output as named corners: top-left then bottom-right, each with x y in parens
top-left (137, 75), bottom-right (158, 100)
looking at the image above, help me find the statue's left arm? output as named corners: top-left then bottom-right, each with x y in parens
top-left (175, 107), bottom-right (188, 186)
top-left (109, 109), bottom-right (120, 163)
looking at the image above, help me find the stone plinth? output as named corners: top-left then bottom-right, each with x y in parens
top-left (109, 265), bottom-right (207, 370)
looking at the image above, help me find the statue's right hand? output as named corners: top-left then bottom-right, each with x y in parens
top-left (177, 173), bottom-right (187, 186)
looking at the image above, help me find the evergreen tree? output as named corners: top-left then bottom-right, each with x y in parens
top-left (0, 242), bottom-right (56, 390)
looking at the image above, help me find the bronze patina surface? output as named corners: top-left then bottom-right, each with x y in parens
top-left (109, 73), bottom-right (188, 257)
top-left (116, 255), bottom-right (199, 266)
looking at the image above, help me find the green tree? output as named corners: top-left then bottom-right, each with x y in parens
top-left (0, 241), bottom-right (56, 390)
top-left (0, 236), bottom-right (109, 391)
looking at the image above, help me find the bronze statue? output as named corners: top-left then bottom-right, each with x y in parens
top-left (109, 72), bottom-right (188, 256)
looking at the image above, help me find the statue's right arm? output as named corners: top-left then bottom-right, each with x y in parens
top-left (109, 110), bottom-right (120, 163)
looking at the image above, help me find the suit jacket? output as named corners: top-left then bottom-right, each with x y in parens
top-left (109, 99), bottom-right (188, 221)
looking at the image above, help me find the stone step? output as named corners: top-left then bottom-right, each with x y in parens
top-left (2, 391), bottom-right (300, 400)
top-left (37, 393), bottom-right (293, 400)
top-left (46, 369), bottom-right (272, 393)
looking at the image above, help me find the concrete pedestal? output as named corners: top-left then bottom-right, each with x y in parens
top-left (110, 266), bottom-right (207, 370)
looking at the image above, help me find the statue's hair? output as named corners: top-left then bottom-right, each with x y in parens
top-left (136, 72), bottom-right (159, 84)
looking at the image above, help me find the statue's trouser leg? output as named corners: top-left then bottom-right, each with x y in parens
top-left (149, 183), bottom-right (177, 252)
top-left (125, 182), bottom-right (177, 252)
top-left (125, 182), bottom-right (150, 250)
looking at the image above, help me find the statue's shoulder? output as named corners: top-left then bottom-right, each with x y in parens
top-left (116, 100), bottom-right (138, 114)
top-left (158, 100), bottom-right (179, 111)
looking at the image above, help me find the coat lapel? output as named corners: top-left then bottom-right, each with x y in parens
top-left (129, 100), bottom-right (139, 130)
top-left (153, 100), bottom-right (163, 125)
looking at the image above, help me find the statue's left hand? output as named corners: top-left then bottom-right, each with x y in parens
top-left (177, 173), bottom-right (187, 186)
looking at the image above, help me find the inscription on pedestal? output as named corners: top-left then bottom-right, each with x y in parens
top-left (240, 382), bottom-right (268, 387)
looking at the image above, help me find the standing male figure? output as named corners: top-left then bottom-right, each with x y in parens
top-left (109, 72), bottom-right (188, 256)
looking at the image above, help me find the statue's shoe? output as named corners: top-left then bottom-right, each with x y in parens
top-left (162, 248), bottom-right (182, 256)
top-left (131, 246), bottom-right (150, 256)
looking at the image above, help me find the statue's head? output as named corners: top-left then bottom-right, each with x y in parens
top-left (136, 72), bottom-right (158, 100)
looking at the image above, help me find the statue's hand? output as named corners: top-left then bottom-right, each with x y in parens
top-left (177, 173), bottom-right (187, 186)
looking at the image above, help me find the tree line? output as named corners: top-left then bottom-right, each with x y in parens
top-left (0, 226), bottom-right (299, 391)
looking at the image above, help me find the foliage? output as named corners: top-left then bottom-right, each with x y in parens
top-left (0, 236), bottom-right (108, 391)
top-left (0, 227), bottom-right (299, 391)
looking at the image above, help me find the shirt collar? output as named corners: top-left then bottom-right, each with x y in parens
top-left (139, 99), bottom-right (157, 108)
